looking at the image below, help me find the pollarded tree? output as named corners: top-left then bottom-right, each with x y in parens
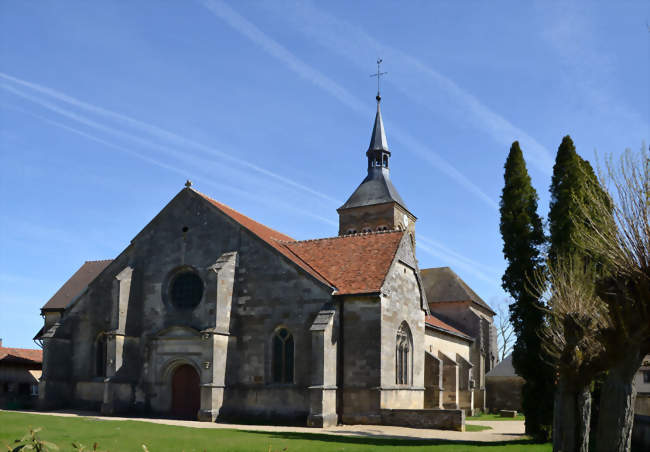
top-left (574, 145), bottom-right (650, 452)
top-left (499, 141), bottom-right (554, 440)
top-left (535, 257), bottom-right (610, 452)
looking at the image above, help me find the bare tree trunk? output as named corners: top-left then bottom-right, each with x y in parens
top-left (553, 375), bottom-right (592, 452)
top-left (576, 384), bottom-right (591, 452)
top-left (553, 376), bottom-right (576, 452)
top-left (595, 348), bottom-right (644, 452)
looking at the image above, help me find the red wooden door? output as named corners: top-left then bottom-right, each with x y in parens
top-left (171, 364), bottom-right (200, 420)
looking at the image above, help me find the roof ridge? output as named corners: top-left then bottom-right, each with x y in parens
top-left (191, 188), bottom-right (295, 241)
top-left (280, 229), bottom-right (402, 244)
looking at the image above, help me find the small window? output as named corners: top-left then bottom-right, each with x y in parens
top-left (170, 271), bottom-right (204, 309)
top-left (30, 384), bottom-right (38, 396)
top-left (644, 370), bottom-right (650, 383)
top-left (272, 328), bottom-right (294, 384)
top-left (382, 155), bottom-right (388, 167)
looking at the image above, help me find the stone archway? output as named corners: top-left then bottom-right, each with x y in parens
top-left (171, 364), bottom-right (200, 419)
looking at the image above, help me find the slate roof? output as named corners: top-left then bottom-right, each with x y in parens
top-left (368, 100), bottom-right (389, 152)
top-left (284, 231), bottom-right (404, 295)
top-left (425, 314), bottom-right (473, 341)
top-left (486, 354), bottom-right (520, 378)
top-left (420, 266), bottom-right (496, 315)
top-left (41, 260), bottom-right (113, 311)
top-left (0, 346), bottom-right (43, 364)
top-left (338, 167), bottom-right (409, 211)
top-left (197, 190), bottom-right (405, 295)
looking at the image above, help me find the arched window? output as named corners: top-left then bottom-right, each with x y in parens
top-left (396, 322), bottom-right (412, 385)
top-left (96, 334), bottom-right (107, 378)
top-left (272, 328), bottom-right (294, 383)
top-left (382, 155), bottom-right (388, 168)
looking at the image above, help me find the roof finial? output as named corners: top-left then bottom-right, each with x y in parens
top-left (370, 58), bottom-right (387, 102)
top-left (185, 179), bottom-right (192, 188)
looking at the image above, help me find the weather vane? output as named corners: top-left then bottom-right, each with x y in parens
top-left (370, 58), bottom-right (387, 100)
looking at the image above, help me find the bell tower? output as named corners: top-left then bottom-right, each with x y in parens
top-left (337, 72), bottom-right (416, 236)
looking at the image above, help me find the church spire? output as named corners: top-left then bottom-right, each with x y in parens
top-left (368, 97), bottom-right (389, 153)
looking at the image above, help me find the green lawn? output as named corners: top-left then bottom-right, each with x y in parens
top-left (466, 413), bottom-right (526, 421)
top-left (0, 411), bottom-right (549, 452)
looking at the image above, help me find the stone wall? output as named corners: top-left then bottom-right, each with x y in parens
top-left (380, 408), bottom-right (464, 431)
top-left (486, 376), bottom-right (523, 412)
top-left (379, 238), bottom-right (425, 410)
top-left (338, 203), bottom-right (415, 236)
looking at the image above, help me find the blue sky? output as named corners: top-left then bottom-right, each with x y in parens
top-left (1, 1), bottom-right (648, 348)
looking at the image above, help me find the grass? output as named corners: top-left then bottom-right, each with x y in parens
top-left (467, 413), bottom-right (526, 421)
top-left (464, 424), bottom-right (492, 432)
top-left (0, 411), bottom-right (550, 452)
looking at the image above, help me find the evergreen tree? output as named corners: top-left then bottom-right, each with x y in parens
top-left (548, 135), bottom-right (602, 263)
top-left (499, 141), bottom-right (554, 441)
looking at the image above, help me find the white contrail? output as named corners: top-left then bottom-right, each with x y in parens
top-left (0, 72), bottom-right (341, 205)
top-left (3, 102), bottom-right (338, 230)
top-left (198, 0), bottom-right (499, 209)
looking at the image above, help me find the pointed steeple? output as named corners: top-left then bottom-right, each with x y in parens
top-left (368, 96), bottom-right (389, 152)
top-left (336, 60), bottom-right (416, 237)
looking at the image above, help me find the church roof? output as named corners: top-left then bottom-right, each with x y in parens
top-left (198, 189), bottom-right (405, 295)
top-left (283, 231), bottom-right (404, 295)
top-left (338, 167), bottom-right (409, 211)
top-left (41, 260), bottom-right (113, 311)
top-left (420, 266), bottom-right (496, 315)
top-left (197, 190), bottom-right (404, 294)
top-left (425, 313), bottom-right (473, 341)
top-left (196, 190), bottom-right (332, 288)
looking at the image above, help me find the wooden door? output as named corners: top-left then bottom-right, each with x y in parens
top-left (171, 364), bottom-right (200, 420)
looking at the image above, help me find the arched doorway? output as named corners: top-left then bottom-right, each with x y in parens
top-left (171, 364), bottom-right (200, 419)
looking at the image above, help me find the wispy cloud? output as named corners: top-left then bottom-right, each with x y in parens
top-left (0, 72), bottom-right (341, 205)
top-left (198, 0), bottom-right (498, 209)
top-left (2, 102), bottom-right (339, 229)
top-left (257, 0), bottom-right (555, 176)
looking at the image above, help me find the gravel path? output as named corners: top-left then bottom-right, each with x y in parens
top-left (8, 410), bottom-right (527, 443)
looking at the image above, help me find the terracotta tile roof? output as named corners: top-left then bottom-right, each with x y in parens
top-left (421, 266), bottom-right (496, 315)
top-left (195, 189), bottom-right (404, 295)
top-left (0, 346), bottom-right (43, 364)
top-left (425, 314), bottom-right (472, 341)
top-left (195, 190), bottom-right (331, 287)
top-left (284, 231), bottom-right (404, 295)
top-left (41, 260), bottom-right (113, 311)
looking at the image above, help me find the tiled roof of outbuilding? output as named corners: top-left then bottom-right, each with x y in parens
top-left (425, 314), bottom-right (473, 341)
top-left (0, 346), bottom-right (43, 364)
top-left (41, 260), bottom-right (113, 311)
top-left (420, 266), bottom-right (496, 315)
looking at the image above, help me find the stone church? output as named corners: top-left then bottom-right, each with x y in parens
top-left (36, 95), bottom-right (497, 428)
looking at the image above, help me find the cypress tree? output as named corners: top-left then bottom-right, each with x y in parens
top-left (500, 141), bottom-right (554, 440)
